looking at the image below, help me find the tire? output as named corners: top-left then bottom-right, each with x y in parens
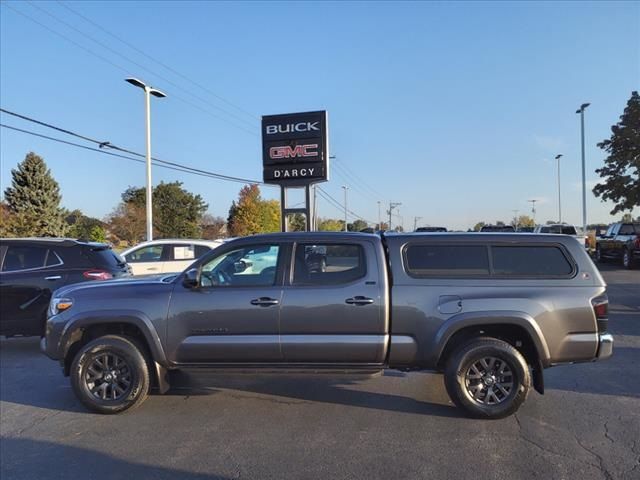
top-left (444, 338), bottom-right (531, 419)
top-left (70, 335), bottom-right (150, 414)
top-left (595, 245), bottom-right (603, 263)
top-left (623, 249), bottom-right (634, 270)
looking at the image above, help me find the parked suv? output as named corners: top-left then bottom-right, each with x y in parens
top-left (42, 232), bottom-right (612, 418)
top-left (120, 239), bottom-right (225, 275)
top-left (0, 238), bottom-right (130, 337)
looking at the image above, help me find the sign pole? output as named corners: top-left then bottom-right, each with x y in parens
top-left (280, 187), bottom-right (287, 232)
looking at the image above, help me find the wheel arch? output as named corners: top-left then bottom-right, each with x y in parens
top-left (60, 311), bottom-right (169, 392)
top-left (433, 312), bottom-right (550, 394)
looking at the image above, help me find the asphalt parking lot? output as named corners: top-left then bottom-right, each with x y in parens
top-left (1, 265), bottom-right (638, 480)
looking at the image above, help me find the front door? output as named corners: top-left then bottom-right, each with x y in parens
top-left (279, 241), bottom-right (387, 364)
top-left (166, 243), bottom-right (284, 364)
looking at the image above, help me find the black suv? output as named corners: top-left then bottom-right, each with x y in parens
top-left (0, 238), bottom-right (131, 337)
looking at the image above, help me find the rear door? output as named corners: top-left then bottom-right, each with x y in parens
top-left (279, 240), bottom-right (387, 364)
top-left (0, 245), bottom-right (66, 336)
top-left (161, 243), bottom-right (200, 273)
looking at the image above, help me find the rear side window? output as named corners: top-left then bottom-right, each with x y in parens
top-left (293, 244), bottom-right (366, 285)
top-left (491, 246), bottom-right (573, 276)
top-left (404, 245), bottom-right (490, 276)
top-left (619, 224), bottom-right (637, 235)
top-left (2, 246), bottom-right (48, 271)
top-left (87, 247), bottom-right (125, 268)
top-left (166, 244), bottom-right (196, 261)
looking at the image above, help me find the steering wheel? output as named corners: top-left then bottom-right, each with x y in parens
top-left (201, 269), bottom-right (232, 287)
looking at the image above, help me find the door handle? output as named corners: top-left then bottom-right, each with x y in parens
top-left (147, 267), bottom-right (159, 271)
top-left (250, 297), bottom-right (280, 307)
top-left (44, 276), bottom-right (62, 281)
top-left (345, 296), bottom-right (374, 306)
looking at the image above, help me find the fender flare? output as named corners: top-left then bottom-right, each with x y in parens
top-left (431, 310), bottom-right (551, 368)
top-left (59, 309), bottom-right (168, 366)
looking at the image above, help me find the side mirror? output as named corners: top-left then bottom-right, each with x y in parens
top-left (183, 268), bottom-right (200, 288)
top-left (234, 261), bottom-right (248, 273)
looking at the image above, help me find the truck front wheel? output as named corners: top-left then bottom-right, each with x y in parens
top-left (70, 335), bottom-right (150, 414)
top-left (444, 338), bottom-right (530, 419)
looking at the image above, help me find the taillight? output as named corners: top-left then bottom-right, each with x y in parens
top-left (634, 235), bottom-right (640, 249)
top-left (592, 294), bottom-right (608, 332)
top-left (83, 269), bottom-right (113, 281)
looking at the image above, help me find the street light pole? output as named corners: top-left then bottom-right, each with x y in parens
top-left (555, 154), bottom-right (563, 223)
top-left (576, 103), bottom-right (590, 235)
top-left (413, 216), bottom-right (422, 231)
top-left (377, 201), bottom-right (381, 229)
top-left (125, 77), bottom-right (166, 242)
top-left (342, 186), bottom-right (348, 231)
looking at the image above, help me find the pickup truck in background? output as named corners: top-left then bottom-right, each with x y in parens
top-left (595, 222), bottom-right (640, 269)
top-left (42, 232), bottom-right (613, 419)
top-left (533, 224), bottom-right (588, 249)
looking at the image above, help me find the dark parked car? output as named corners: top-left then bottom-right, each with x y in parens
top-left (480, 225), bottom-right (516, 232)
top-left (415, 226), bottom-right (447, 232)
top-left (0, 238), bottom-right (131, 337)
top-left (43, 232), bottom-right (612, 418)
top-left (595, 222), bottom-right (640, 269)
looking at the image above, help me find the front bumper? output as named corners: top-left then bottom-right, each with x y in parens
top-left (595, 333), bottom-right (614, 361)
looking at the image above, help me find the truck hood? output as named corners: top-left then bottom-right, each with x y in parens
top-left (54, 273), bottom-right (177, 297)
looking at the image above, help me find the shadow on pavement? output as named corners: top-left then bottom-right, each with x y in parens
top-left (0, 437), bottom-right (229, 480)
top-left (166, 370), bottom-right (462, 418)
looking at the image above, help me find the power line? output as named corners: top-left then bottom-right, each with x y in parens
top-left (26, 0), bottom-right (257, 131)
top-left (56, 0), bottom-right (258, 121)
top-left (0, 109), bottom-right (267, 185)
top-left (316, 187), bottom-right (372, 224)
top-left (332, 157), bottom-right (383, 199)
top-left (2, 1), bottom-right (258, 137)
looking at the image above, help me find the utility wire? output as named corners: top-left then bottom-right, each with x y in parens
top-left (0, 108), bottom-right (267, 185)
top-left (27, 0), bottom-right (257, 131)
top-left (56, 0), bottom-right (258, 121)
top-left (2, 1), bottom-right (257, 137)
top-left (332, 158), bottom-right (383, 200)
top-left (317, 187), bottom-right (372, 224)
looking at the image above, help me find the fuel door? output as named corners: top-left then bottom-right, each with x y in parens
top-left (438, 295), bottom-right (462, 314)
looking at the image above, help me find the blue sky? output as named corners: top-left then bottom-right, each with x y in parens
top-left (1, 1), bottom-right (638, 230)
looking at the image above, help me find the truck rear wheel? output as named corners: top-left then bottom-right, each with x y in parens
top-left (444, 338), bottom-right (530, 419)
top-left (70, 335), bottom-right (150, 414)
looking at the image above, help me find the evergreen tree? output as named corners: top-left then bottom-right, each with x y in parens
top-left (3, 152), bottom-right (67, 237)
top-left (593, 91), bottom-right (640, 214)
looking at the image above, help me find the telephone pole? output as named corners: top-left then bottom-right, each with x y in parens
top-left (528, 199), bottom-right (537, 222)
top-left (388, 202), bottom-right (401, 231)
top-left (342, 186), bottom-right (349, 231)
top-left (413, 216), bottom-right (422, 231)
top-left (377, 201), bottom-right (381, 229)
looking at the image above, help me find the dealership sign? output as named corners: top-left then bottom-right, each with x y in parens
top-left (262, 111), bottom-right (329, 186)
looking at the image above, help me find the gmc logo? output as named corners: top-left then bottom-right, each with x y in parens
top-left (265, 122), bottom-right (320, 135)
top-left (270, 144), bottom-right (318, 159)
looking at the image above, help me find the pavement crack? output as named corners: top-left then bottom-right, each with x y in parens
top-left (514, 413), bottom-right (600, 470)
top-left (603, 421), bottom-right (615, 443)
top-left (572, 433), bottom-right (614, 480)
top-left (15, 410), bottom-right (63, 437)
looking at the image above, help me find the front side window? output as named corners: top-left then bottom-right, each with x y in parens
top-left (2, 246), bottom-right (48, 272)
top-left (200, 244), bottom-right (279, 287)
top-left (491, 246), bottom-right (573, 276)
top-left (404, 245), bottom-right (490, 277)
top-left (293, 244), bottom-right (366, 285)
top-left (125, 245), bottom-right (163, 263)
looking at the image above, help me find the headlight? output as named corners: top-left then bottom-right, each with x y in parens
top-left (48, 297), bottom-right (73, 317)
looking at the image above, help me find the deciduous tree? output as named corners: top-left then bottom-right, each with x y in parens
top-left (593, 91), bottom-right (640, 214)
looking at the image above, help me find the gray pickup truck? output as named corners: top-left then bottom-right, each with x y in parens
top-left (42, 232), bottom-right (613, 418)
